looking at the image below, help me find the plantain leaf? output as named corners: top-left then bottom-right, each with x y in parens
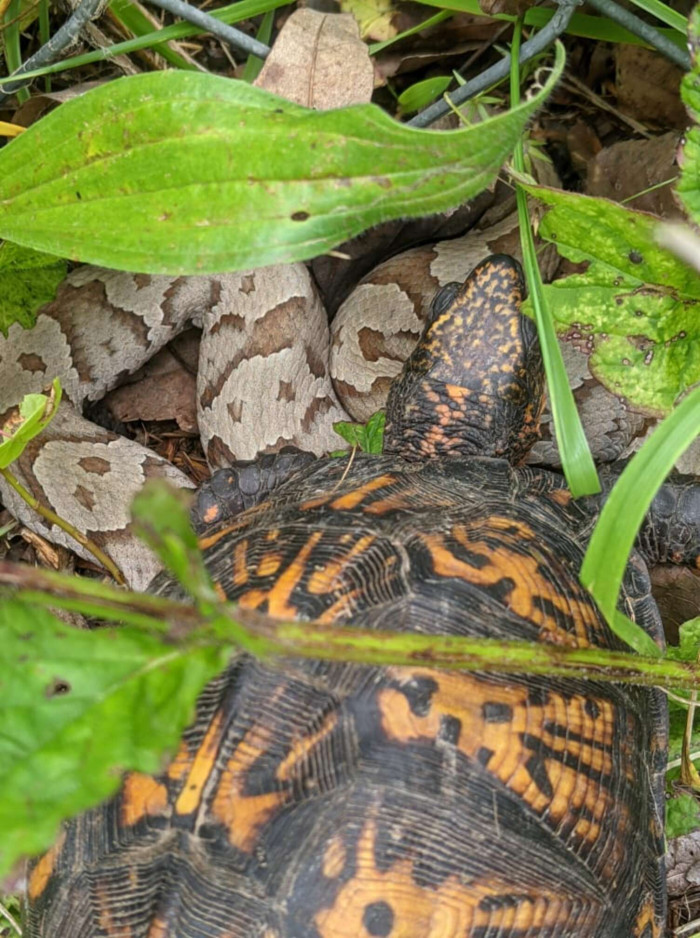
top-left (0, 47), bottom-right (564, 274)
top-left (523, 186), bottom-right (700, 415)
top-left (0, 598), bottom-right (227, 877)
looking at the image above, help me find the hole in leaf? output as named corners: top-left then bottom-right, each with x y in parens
top-left (45, 678), bottom-right (71, 698)
top-left (291, 211), bottom-right (309, 221)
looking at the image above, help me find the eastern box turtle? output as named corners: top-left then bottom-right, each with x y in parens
top-left (26, 256), bottom-right (700, 938)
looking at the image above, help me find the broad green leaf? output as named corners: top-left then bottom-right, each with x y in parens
top-left (0, 379), bottom-right (61, 469)
top-left (0, 47), bottom-right (564, 274)
top-left (0, 598), bottom-right (227, 876)
top-left (398, 75), bottom-right (452, 115)
top-left (666, 792), bottom-right (700, 838)
top-left (524, 186), bottom-right (700, 415)
top-left (0, 242), bottom-right (66, 335)
top-left (581, 385), bottom-right (700, 655)
top-left (333, 410), bottom-right (386, 453)
top-left (678, 6), bottom-right (700, 223)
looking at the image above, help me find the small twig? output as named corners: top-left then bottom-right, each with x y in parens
top-left (584, 0), bottom-right (690, 71)
top-left (409, 0), bottom-right (580, 128)
top-left (0, 466), bottom-right (126, 585)
top-left (0, 0), bottom-right (104, 104)
top-left (0, 901), bottom-right (21, 937)
top-left (145, 0), bottom-right (269, 59)
top-left (562, 72), bottom-right (651, 137)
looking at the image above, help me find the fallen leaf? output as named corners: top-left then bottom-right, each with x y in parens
top-left (255, 9), bottom-right (374, 107)
top-left (586, 132), bottom-right (681, 220)
top-left (614, 45), bottom-right (687, 130)
top-left (104, 330), bottom-right (200, 433)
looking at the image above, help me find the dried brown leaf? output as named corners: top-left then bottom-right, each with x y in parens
top-left (255, 9), bottom-right (374, 109)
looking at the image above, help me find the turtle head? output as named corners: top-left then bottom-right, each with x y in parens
top-left (383, 255), bottom-right (544, 464)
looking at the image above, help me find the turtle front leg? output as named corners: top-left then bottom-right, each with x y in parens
top-left (191, 449), bottom-right (316, 531)
top-left (598, 465), bottom-right (700, 569)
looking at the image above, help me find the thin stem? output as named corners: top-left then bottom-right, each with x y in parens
top-left (408, 0), bottom-right (580, 128)
top-left (5, 560), bottom-right (700, 690)
top-left (145, 0), bottom-right (270, 59)
top-left (0, 467), bottom-right (126, 585)
top-left (0, 0), bottom-right (104, 103)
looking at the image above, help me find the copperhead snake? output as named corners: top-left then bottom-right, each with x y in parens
top-left (0, 201), bottom-right (669, 590)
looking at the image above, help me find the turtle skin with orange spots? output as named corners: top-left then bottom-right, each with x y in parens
top-left (27, 256), bottom-right (687, 938)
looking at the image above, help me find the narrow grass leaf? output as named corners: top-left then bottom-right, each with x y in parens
top-left (108, 0), bottom-right (200, 70)
top-left (509, 32), bottom-right (598, 497)
top-left (0, 49), bottom-right (564, 274)
top-left (581, 386), bottom-right (700, 651)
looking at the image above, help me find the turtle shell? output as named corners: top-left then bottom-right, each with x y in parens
top-left (27, 454), bottom-right (667, 938)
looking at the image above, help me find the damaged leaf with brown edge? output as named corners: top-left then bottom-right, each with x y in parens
top-left (522, 186), bottom-right (700, 415)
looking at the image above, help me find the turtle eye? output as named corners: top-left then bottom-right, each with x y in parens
top-left (428, 282), bottom-right (461, 323)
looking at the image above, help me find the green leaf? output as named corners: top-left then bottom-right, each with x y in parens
top-left (0, 598), bottom-right (227, 876)
top-left (0, 242), bottom-right (66, 336)
top-left (398, 75), bottom-right (453, 115)
top-left (678, 7), bottom-right (700, 225)
top-left (509, 29), bottom-right (598, 499)
top-left (666, 792), bottom-right (700, 839)
top-left (0, 379), bottom-right (62, 469)
top-left (333, 410), bottom-right (386, 453)
top-left (131, 481), bottom-right (219, 609)
top-left (0, 47), bottom-right (564, 274)
top-left (108, 0), bottom-right (199, 71)
top-left (581, 385), bottom-right (700, 655)
top-left (523, 187), bottom-right (700, 415)
top-left (667, 617), bottom-right (700, 662)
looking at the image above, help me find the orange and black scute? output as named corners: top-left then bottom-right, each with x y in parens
top-left (27, 258), bottom-right (668, 938)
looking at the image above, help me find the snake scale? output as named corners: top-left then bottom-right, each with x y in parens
top-left (0, 204), bottom-right (664, 590)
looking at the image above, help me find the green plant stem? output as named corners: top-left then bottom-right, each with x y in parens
top-left (4, 560), bottom-right (700, 690)
top-left (409, 0), bottom-right (578, 128)
top-left (0, 468), bottom-right (125, 585)
top-left (0, 0), bottom-right (104, 103)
